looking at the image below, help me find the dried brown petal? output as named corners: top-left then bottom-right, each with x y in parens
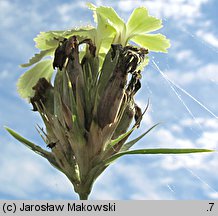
top-left (30, 78), bottom-right (53, 112)
top-left (47, 142), bottom-right (57, 149)
top-left (53, 38), bottom-right (68, 70)
top-left (53, 36), bottom-right (80, 71)
top-left (134, 103), bottom-right (143, 127)
top-left (127, 70), bottom-right (142, 95)
top-left (97, 45), bottom-right (146, 129)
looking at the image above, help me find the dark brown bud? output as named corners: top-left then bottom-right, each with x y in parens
top-left (53, 38), bottom-right (68, 70)
top-left (134, 103), bottom-right (143, 127)
top-left (30, 78), bottom-right (53, 112)
top-left (47, 142), bottom-right (57, 149)
top-left (53, 36), bottom-right (79, 71)
top-left (111, 44), bottom-right (123, 60)
top-left (97, 45), bottom-right (144, 128)
top-left (97, 46), bottom-right (128, 128)
top-left (80, 38), bottom-right (96, 57)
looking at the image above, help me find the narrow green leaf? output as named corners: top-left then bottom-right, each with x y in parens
top-left (105, 99), bottom-right (151, 151)
top-left (108, 127), bottom-right (135, 149)
top-left (17, 59), bottom-right (54, 99)
top-left (121, 123), bottom-right (159, 151)
top-left (105, 148), bottom-right (215, 165)
top-left (131, 33), bottom-right (171, 53)
top-left (5, 126), bottom-right (63, 172)
top-left (126, 7), bottom-right (162, 39)
top-left (20, 48), bottom-right (55, 68)
top-left (5, 126), bottom-right (50, 158)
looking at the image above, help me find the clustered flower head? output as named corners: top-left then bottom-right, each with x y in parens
top-left (30, 36), bottom-right (149, 199)
top-left (5, 4), bottom-right (213, 200)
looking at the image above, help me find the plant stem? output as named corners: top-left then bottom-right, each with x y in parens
top-left (79, 193), bottom-right (89, 200)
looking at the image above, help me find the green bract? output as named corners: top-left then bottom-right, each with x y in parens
top-left (6, 4), bottom-right (213, 200)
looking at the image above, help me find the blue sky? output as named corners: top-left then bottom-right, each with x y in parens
top-left (0, 0), bottom-right (218, 200)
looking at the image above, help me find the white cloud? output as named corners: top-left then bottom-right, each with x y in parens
top-left (150, 119), bottom-right (218, 198)
top-left (181, 117), bottom-right (218, 130)
top-left (93, 163), bottom-right (173, 199)
top-left (0, 0), bottom-right (44, 31)
top-left (56, 2), bottom-right (85, 23)
top-left (165, 63), bottom-right (218, 85)
top-left (116, 164), bottom-right (166, 199)
top-left (117, 0), bottom-right (208, 24)
top-left (208, 192), bottom-right (218, 199)
top-left (197, 30), bottom-right (218, 49)
top-left (197, 131), bottom-right (218, 149)
top-left (170, 124), bottom-right (183, 133)
top-left (139, 115), bottom-right (218, 172)
top-left (169, 49), bottom-right (201, 68)
top-left (175, 50), bottom-right (193, 62)
top-left (0, 141), bottom-right (74, 199)
top-left (156, 128), bottom-right (195, 148)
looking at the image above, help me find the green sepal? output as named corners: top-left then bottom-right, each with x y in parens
top-left (4, 127), bottom-right (62, 171)
top-left (105, 148), bottom-right (215, 165)
top-left (107, 127), bottom-right (135, 149)
top-left (5, 126), bottom-right (49, 157)
top-left (121, 123), bottom-right (159, 151)
top-left (4, 127), bottom-right (63, 172)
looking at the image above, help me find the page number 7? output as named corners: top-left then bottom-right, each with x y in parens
top-left (208, 203), bottom-right (214, 212)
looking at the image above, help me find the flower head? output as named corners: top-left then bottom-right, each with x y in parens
top-left (5, 4), bottom-right (213, 200)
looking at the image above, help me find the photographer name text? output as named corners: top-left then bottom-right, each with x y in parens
top-left (16, 202), bottom-right (116, 212)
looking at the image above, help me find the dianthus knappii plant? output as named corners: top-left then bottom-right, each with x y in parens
top-left (5, 4), bottom-right (213, 199)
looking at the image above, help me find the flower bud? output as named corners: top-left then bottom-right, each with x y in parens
top-left (30, 77), bottom-right (54, 114)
